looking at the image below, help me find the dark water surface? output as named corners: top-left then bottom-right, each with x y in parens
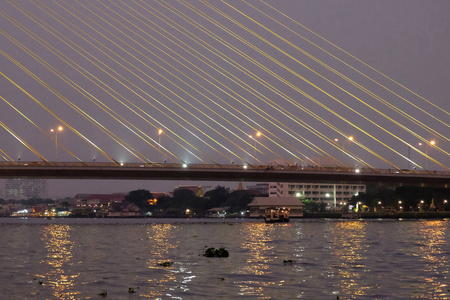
top-left (0, 218), bottom-right (449, 299)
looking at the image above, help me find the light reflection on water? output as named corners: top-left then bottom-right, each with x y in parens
top-left (38, 224), bottom-right (79, 299)
top-left (416, 221), bottom-right (449, 299)
top-left (327, 221), bottom-right (370, 298)
top-left (0, 218), bottom-right (449, 299)
top-left (143, 224), bottom-right (179, 299)
top-left (236, 223), bottom-right (275, 297)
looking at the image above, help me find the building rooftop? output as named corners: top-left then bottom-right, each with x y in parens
top-left (248, 197), bottom-right (304, 207)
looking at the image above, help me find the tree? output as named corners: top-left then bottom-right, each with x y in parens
top-left (223, 191), bottom-right (254, 213)
top-left (156, 195), bottom-right (174, 210)
top-left (351, 185), bottom-right (397, 211)
top-left (124, 189), bottom-right (153, 211)
top-left (22, 197), bottom-right (55, 207)
top-left (204, 185), bottom-right (231, 208)
top-left (172, 188), bottom-right (207, 214)
top-left (301, 198), bottom-right (326, 212)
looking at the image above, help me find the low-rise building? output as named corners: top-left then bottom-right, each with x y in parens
top-left (247, 197), bottom-right (304, 218)
top-left (86, 193), bottom-right (125, 208)
top-left (207, 207), bottom-right (230, 218)
top-left (108, 202), bottom-right (141, 217)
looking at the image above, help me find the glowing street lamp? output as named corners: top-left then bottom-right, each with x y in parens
top-left (419, 140), bottom-right (436, 169)
top-left (249, 131), bottom-right (261, 163)
top-left (335, 136), bottom-right (354, 162)
top-left (50, 126), bottom-right (63, 161)
top-left (158, 129), bottom-right (163, 162)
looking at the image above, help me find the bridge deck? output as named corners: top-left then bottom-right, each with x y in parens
top-left (0, 162), bottom-right (449, 186)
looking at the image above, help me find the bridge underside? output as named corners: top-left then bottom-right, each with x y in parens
top-left (0, 165), bottom-right (448, 187)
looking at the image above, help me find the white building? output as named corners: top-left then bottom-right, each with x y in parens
top-left (246, 183), bottom-right (269, 194)
top-left (269, 182), bottom-right (366, 208)
top-left (3, 179), bottom-right (48, 200)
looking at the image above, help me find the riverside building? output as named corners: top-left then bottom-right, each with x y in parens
top-left (3, 178), bottom-right (48, 200)
top-left (269, 182), bottom-right (366, 208)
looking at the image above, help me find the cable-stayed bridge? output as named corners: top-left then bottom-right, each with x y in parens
top-left (1, 1), bottom-right (449, 186)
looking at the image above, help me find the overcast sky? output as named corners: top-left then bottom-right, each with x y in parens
top-left (1, 0), bottom-right (449, 198)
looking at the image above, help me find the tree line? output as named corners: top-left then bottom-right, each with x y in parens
top-left (125, 186), bottom-right (256, 217)
top-left (350, 185), bottom-right (450, 212)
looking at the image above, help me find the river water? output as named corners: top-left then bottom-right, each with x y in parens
top-left (0, 218), bottom-right (449, 299)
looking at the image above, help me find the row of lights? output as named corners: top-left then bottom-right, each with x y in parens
top-left (45, 127), bottom-right (437, 167)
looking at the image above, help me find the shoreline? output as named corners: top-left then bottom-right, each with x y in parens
top-left (3, 212), bottom-right (450, 220)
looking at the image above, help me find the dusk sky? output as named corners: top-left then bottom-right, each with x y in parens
top-left (1, 0), bottom-right (449, 198)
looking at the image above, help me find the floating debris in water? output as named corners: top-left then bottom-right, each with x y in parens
top-left (128, 287), bottom-right (136, 294)
top-left (283, 259), bottom-right (296, 264)
top-left (158, 261), bottom-right (173, 267)
top-left (203, 247), bottom-right (229, 258)
top-left (98, 290), bottom-right (107, 297)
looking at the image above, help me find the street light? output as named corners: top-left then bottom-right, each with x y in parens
top-left (158, 129), bottom-right (163, 162)
top-left (335, 136), bottom-right (354, 162)
top-left (50, 126), bottom-right (63, 161)
top-left (419, 140), bottom-right (436, 169)
top-left (249, 131), bottom-right (261, 163)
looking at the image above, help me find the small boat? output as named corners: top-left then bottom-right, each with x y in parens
top-left (264, 207), bottom-right (290, 223)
